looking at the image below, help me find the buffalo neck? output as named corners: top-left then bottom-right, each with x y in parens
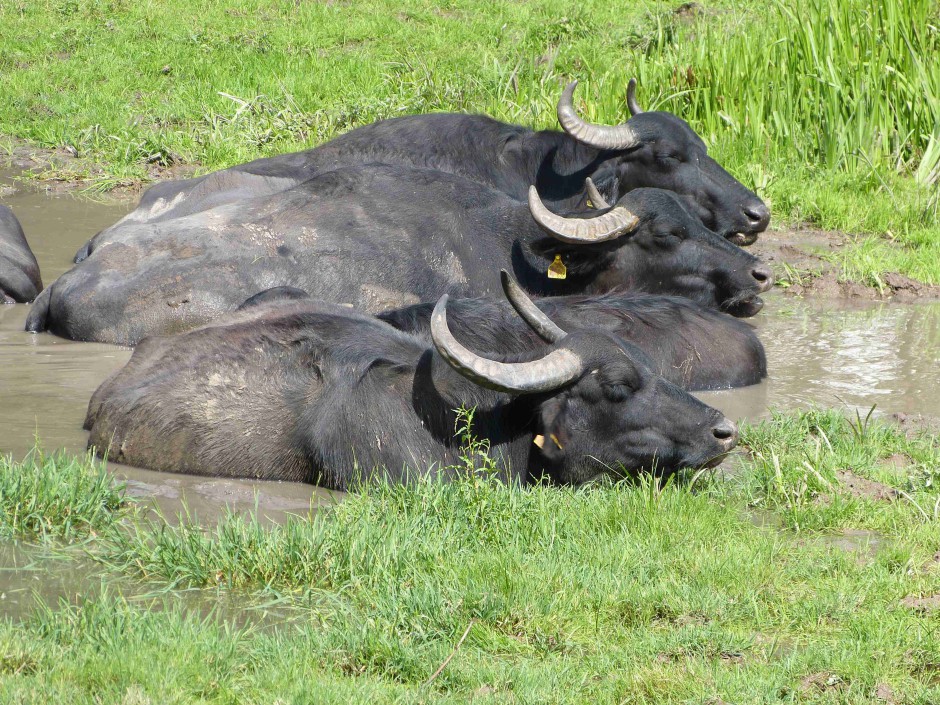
top-left (508, 227), bottom-right (617, 298)
top-left (411, 349), bottom-right (548, 483)
top-left (517, 130), bottom-right (618, 209)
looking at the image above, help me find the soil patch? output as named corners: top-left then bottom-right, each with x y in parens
top-left (874, 683), bottom-right (898, 703)
top-left (798, 672), bottom-right (845, 694)
top-left (881, 453), bottom-right (912, 471)
top-left (674, 2), bottom-right (705, 21)
top-left (834, 470), bottom-right (899, 502)
top-left (900, 594), bottom-right (940, 612)
top-left (752, 225), bottom-right (940, 302)
top-left (750, 225), bottom-right (844, 275)
top-left (890, 413), bottom-right (940, 438)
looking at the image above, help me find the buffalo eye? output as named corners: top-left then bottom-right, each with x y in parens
top-left (654, 227), bottom-right (684, 246)
top-left (656, 152), bottom-right (683, 164)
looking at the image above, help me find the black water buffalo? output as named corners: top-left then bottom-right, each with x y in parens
top-left (0, 205), bottom-right (42, 303)
top-left (72, 79), bottom-right (767, 267)
top-left (28, 164), bottom-right (772, 345)
top-left (84, 282), bottom-right (738, 488)
top-left (246, 275), bottom-right (766, 392)
top-left (381, 277), bottom-right (766, 392)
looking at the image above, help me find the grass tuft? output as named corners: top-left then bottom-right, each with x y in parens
top-left (0, 447), bottom-right (126, 541)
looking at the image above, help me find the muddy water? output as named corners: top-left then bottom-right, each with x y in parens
top-left (0, 541), bottom-right (301, 625)
top-left (0, 170), bottom-right (132, 282)
top-left (698, 299), bottom-right (940, 422)
top-left (1, 176), bottom-right (939, 518)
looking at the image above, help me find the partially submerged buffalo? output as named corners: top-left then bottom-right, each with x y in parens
top-left (383, 274), bottom-right (766, 392)
top-left (0, 205), bottom-right (42, 303)
top-left (245, 274), bottom-right (767, 392)
top-left (85, 281), bottom-right (738, 488)
top-left (73, 78), bottom-right (767, 268)
top-left (29, 164), bottom-right (771, 345)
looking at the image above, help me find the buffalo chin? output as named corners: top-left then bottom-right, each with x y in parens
top-left (724, 295), bottom-right (764, 318)
top-left (650, 450), bottom-right (731, 479)
top-left (701, 451), bottom-right (731, 469)
top-left (727, 232), bottom-right (760, 247)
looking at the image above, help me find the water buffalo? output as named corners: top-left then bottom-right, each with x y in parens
top-left (0, 205), bottom-right (42, 303)
top-left (84, 282), bottom-right (738, 488)
top-left (28, 164), bottom-right (772, 345)
top-left (72, 78), bottom-right (767, 267)
top-left (381, 277), bottom-right (766, 392)
top-left (246, 275), bottom-right (767, 392)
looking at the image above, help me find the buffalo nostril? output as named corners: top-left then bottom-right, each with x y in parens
top-left (712, 420), bottom-right (738, 445)
top-left (751, 264), bottom-right (774, 291)
top-left (743, 203), bottom-right (770, 230)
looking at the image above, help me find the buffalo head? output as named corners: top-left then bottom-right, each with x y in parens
top-left (557, 80), bottom-right (770, 245)
top-left (431, 272), bottom-right (738, 483)
top-left (528, 185), bottom-right (773, 316)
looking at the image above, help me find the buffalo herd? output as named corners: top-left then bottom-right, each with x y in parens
top-left (6, 79), bottom-right (777, 489)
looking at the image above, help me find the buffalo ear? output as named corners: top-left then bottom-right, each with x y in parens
top-left (536, 396), bottom-right (570, 464)
top-left (529, 238), bottom-right (614, 278)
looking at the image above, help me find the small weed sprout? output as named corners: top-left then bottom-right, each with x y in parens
top-left (451, 406), bottom-right (500, 480)
top-left (848, 404), bottom-right (878, 444)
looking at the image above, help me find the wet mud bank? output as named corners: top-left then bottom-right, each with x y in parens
top-left (1, 140), bottom-right (196, 197)
top-left (752, 226), bottom-right (940, 302)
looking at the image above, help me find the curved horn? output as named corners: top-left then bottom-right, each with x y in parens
top-left (529, 186), bottom-right (639, 243)
top-left (626, 78), bottom-right (644, 116)
top-left (431, 295), bottom-right (581, 394)
top-left (556, 80), bottom-right (639, 150)
top-left (500, 270), bottom-right (567, 343)
top-left (584, 177), bottom-right (611, 209)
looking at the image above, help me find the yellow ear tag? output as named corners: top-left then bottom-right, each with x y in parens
top-left (586, 198), bottom-right (595, 209)
top-left (533, 434), bottom-right (546, 449)
top-left (549, 433), bottom-right (564, 450)
top-left (547, 254), bottom-right (567, 280)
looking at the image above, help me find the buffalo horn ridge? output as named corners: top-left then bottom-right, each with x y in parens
top-left (556, 80), bottom-right (639, 150)
top-left (529, 185), bottom-right (639, 243)
top-left (431, 294), bottom-right (582, 393)
top-left (499, 270), bottom-right (567, 344)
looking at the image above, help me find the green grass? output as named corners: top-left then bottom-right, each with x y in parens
top-left (0, 446), bottom-right (125, 541)
top-left (0, 410), bottom-right (938, 703)
top-left (1, 0), bottom-right (939, 284)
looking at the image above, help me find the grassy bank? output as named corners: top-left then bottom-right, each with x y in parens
top-left (1, 0), bottom-right (939, 286)
top-left (1, 409), bottom-right (938, 703)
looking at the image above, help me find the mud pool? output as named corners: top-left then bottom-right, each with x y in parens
top-left (1, 176), bottom-right (939, 518)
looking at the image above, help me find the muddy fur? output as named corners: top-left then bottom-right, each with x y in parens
top-left (0, 205), bottom-right (42, 303)
top-left (84, 300), bottom-right (736, 488)
top-left (29, 165), bottom-right (770, 345)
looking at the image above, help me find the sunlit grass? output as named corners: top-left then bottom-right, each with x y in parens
top-left (0, 410), bottom-right (938, 701)
top-left (0, 446), bottom-right (125, 540)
